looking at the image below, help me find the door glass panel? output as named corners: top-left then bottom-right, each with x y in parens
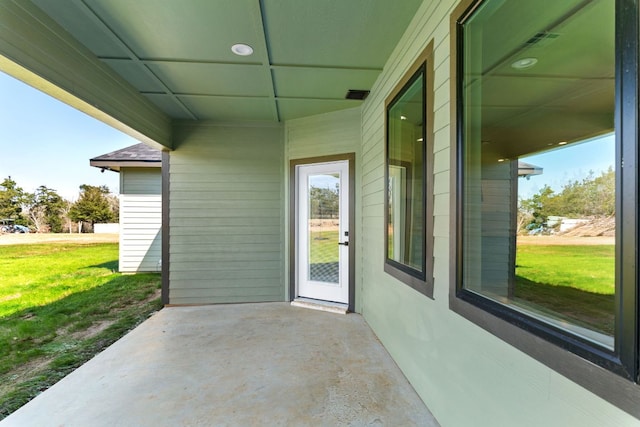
top-left (308, 173), bottom-right (340, 284)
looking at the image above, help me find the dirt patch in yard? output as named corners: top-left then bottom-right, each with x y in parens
top-left (67, 320), bottom-right (114, 341)
top-left (309, 219), bottom-right (339, 231)
top-left (0, 233), bottom-right (119, 245)
top-left (0, 359), bottom-right (51, 397)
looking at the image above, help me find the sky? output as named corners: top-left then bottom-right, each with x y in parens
top-left (0, 71), bottom-right (139, 201)
top-left (518, 133), bottom-right (615, 199)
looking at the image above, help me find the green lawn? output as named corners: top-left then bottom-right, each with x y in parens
top-left (0, 243), bottom-right (161, 419)
top-left (309, 230), bottom-right (339, 264)
top-left (515, 244), bottom-right (615, 336)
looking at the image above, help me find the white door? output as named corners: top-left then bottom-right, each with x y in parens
top-left (296, 160), bottom-right (349, 304)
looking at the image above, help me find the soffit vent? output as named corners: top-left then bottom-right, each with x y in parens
top-left (525, 31), bottom-right (560, 48)
top-left (345, 89), bottom-right (370, 100)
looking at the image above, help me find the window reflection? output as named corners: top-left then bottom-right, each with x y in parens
top-left (386, 67), bottom-right (425, 277)
top-left (460, 0), bottom-right (615, 348)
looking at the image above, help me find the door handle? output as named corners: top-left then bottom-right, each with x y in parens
top-left (338, 241), bottom-right (349, 246)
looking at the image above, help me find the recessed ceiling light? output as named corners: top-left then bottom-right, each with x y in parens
top-left (400, 115), bottom-right (407, 121)
top-left (558, 141), bottom-right (568, 145)
top-left (511, 57), bottom-right (538, 70)
top-left (231, 43), bottom-right (254, 56)
top-left (417, 138), bottom-right (423, 142)
top-left (498, 158), bottom-right (506, 162)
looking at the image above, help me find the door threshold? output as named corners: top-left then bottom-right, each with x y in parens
top-left (291, 298), bottom-right (348, 315)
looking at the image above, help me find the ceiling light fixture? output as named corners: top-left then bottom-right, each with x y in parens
top-left (511, 57), bottom-right (538, 70)
top-left (231, 43), bottom-right (254, 56)
top-left (558, 141), bottom-right (568, 145)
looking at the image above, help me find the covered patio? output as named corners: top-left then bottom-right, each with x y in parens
top-left (2, 0), bottom-right (639, 424)
top-left (0, 303), bottom-right (438, 426)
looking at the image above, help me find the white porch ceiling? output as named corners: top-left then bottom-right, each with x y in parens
top-left (31, 0), bottom-right (423, 122)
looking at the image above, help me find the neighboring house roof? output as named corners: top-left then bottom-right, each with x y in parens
top-left (90, 143), bottom-right (161, 172)
top-left (518, 161), bottom-right (543, 178)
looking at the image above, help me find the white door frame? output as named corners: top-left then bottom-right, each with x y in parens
top-left (290, 154), bottom-right (355, 311)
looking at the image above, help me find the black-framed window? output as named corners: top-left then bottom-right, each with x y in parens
top-left (384, 42), bottom-right (435, 298)
top-left (454, 0), bottom-right (639, 407)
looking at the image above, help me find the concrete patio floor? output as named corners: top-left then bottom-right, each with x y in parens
top-left (1, 302), bottom-right (439, 426)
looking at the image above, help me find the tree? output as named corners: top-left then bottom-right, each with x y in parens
top-left (24, 186), bottom-right (66, 232)
top-left (519, 168), bottom-right (616, 233)
top-left (69, 185), bottom-right (115, 232)
top-left (24, 200), bottom-right (47, 232)
top-left (106, 193), bottom-right (120, 222)
top-left (60, 200), bottom-right (75, 233)
top-left (0, 176), bottom-right (26, 221)
top-left (310, 185), bottom-right (339, 219)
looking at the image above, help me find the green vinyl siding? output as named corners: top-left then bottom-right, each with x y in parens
top-left (121, 168), bottom-right (161, 195)
top-left (169, 122), bottom-right (284, 305)
top-left (286, 107), bottom-right (361, 159)
top-left (285, 107), bottom-right (362, 307)
top-left (358, 0), bottom-right (636, 426)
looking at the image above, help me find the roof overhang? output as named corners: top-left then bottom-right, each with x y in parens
top-left (89, 160), bottom-right (161, 173)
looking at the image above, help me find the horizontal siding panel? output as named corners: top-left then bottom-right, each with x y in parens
top-left (170, 243), bottom-right (280, 253)
top-left (170, 270), bottom-right (280, 283)
top-left (120, 267), bottom-right (160, 273)
top-left (170, 229), bottom-right (280, 238)
top-left (170, 162), bottom-right (278, 173)
top-left (171, 142), bottom-right (282, 158)
top-left (171, 234), bottom-right (279, 244)
top-left (433, 148), bottom-right (449, 174)
top-left (121, 201), bottom-right (162, 207)
top-left (170, 183), bottom-right (281, 194)
top-left (170, 254), bottom-right (281, 268)
top-left (433, 193), bottom-right (449, 216)
top-left (170, 286), bottom-right (282, 298)
top-left (170, 208), bottom-right (280, 218)
top-left (170, 199), bottom-right (281, 210)
top-left (286, 107), bottom-right (361, 160)
top-left (170, 217), bottom-right (279, 227)
top-left (170, 174), bottom-right (281, 185)
top-left (121, 195), bottom-right (162, 202)
top-left (170, 267), bottom-right (281, 280)
top-left (119, 192), bottom-right (161, 273)
top-left (121, 250), bottom-right (161, 258)
top-left (121, 169), bottom-right (161, 195)
top-left (121, 212), bottom-right (162, 218)
top-left (362, 204), bottom-right (383, 217)
top-left (120, 228), bottom-right (161, 235)
top-left (434, 171), bottom-right (450, 195)
top-left (169, 294), bottom-right (283, 305)
top-left (170, 191), bottom-right (280, 201)
top-left (121, 213), bottom-right (162, 220)
top-left (434, 126), bottom-right (450, 153)
top-left (169, 124), bottom-right (283, 304)
top-left (121, 225), bottom-right (162, 231)
top-left (170, 250), bottom-right (280, 262)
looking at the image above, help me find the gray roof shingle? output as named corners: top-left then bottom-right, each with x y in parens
top-left (91, 143), bottom-right (161, 163)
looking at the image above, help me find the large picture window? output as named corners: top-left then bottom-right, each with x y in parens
top-left (453, 0), bottom-right (639, 411)
top-left (385, 43), bottom-right (434, 297)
